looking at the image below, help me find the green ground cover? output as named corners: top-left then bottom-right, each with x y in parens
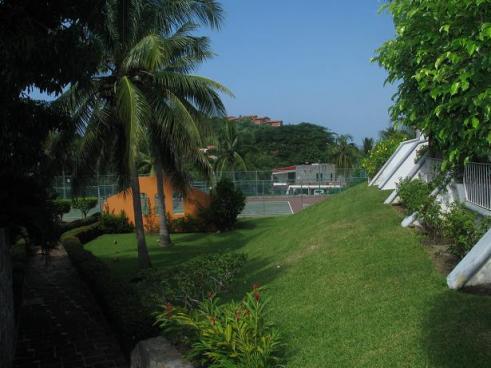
top-left (85, 184), bottom-right (491, 367)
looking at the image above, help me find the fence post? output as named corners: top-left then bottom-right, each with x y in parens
top-left (0, 228), bottom-right (15, 368)
top-left (96, 173), bottom-right (102, 212)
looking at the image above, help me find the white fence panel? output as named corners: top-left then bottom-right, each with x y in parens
top-left (464, 162), bottom-right (491, 212)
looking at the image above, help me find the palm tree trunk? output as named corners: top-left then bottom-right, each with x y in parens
top-left (154, 157), bottom-right (172, 247)
top-left (129, 161), bottom-right (152, 268)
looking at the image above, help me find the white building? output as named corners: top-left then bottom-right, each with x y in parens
top-left (272, 164), bottom-right (341, 195)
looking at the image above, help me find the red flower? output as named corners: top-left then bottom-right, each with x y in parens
top-left (254, 290), bottom-right (261, 301)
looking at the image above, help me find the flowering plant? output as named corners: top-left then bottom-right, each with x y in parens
top-left (155, 285), bottom-right (283, 368)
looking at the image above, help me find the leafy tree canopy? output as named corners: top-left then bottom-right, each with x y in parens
top-left (0, 0), bottom-right (104, 97)
top-left (206, 119), bottom-right (337, 170)
top-left (0, 0), bottom-right (104, 241)
top-left (375, 0), bottom-right (491, 166)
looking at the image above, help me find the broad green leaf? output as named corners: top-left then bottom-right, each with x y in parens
top-left (450, 82), bottom-right (460, 95)
top-left (471, 117), bottom-right (480, 129)
top-left (439, 24), bottom-right (450, 33)
top-left (465, 42), bottom-right (478, 56)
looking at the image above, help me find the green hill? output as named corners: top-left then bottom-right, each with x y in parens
top-left (86, 184), bottom-right (491, 367)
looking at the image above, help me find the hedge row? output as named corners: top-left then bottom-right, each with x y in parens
top-left (62, 227), bottom-right (158, 354)
top-left (59, 213), bottom-right (100, 233)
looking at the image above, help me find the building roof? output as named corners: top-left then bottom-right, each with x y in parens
top-left (272, 166), bottom-right (297, 174)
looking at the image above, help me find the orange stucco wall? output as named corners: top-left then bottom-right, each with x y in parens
top-left (104, 176), bottom-right (210, 226)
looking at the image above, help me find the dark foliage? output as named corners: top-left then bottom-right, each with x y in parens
top-left (201, 179), bottom-right (246, 231)
top-left (60, 213), bottom-right (101, 233)
top-left (136, 253), bottom-right (247, 309)
top-left (61, 226), bottom-right (246, 354)
top-left (0, 0), bottom-right (104, 244)
top-left (168, 214), bottom-right (207, 233)
top-left (0, 100), bottom-right (73, 244)
top-left (72, 197), bottom-right (98, 219)
top-left (0, 0), bottom-right (104, 96)
top-left (100, 211), bottom-right (134, 234)
top-left (52, 199), bottom-right (72, 221)
top-left (61, 223), bottom-right (104, 244)
top-left (63, 236), bottom-right (156, 353)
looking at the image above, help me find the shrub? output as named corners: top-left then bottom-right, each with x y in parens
top-left (51, 199), bottom-right (71, 221)
top-left (100, 210), bottom-right (134, 234)
top-left (61, 222), bottom-right (103, 244)
top-left (143, 204), bottom-right (160, 233)
top-left (72, 197), bottom-right (98, 218)
top-left (443, 204), bottom-right (490, 259)
top-left (202, 179), bottom-right (246, 231)
top-left (60, 213), bottom-right (100, 232)
top-left (418, 196), bottom-right (445, 240)
top-left (397, 178), bottom-right (432, 214)
top-left (63, 236), bottom-right (157, 352)
top-left (169, 215), bottom-right (206, 233)
top-left (156, 287), bottom-right (283, 368)
top-left (361, 136), bottom-right (403, 178)
top-left (136, 253), bottom-right (247, 310)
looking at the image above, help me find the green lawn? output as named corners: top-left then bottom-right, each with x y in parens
top-left (86, 184), bottom-right (491, 368)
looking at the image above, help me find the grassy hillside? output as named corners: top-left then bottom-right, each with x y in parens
top-left (86, 184), bottom-right (491, 367)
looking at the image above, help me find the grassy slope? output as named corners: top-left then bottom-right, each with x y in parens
top-left (86, 184), bottom-right (491, 368)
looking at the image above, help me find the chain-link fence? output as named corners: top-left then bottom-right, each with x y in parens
top-left (52, 168), bottom-right (367, 219)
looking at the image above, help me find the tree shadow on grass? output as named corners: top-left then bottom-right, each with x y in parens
top-left (101, 219), bottom-right (278, 279)
top-left (422, 290), bottom-right (491, 368)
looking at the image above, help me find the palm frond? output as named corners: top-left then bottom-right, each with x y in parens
top-left (144, 0), bottom-right (224, 35)
top-left (116, 76), bottom-right (150, 161)
top-left (154, 72), bottom-right (232, 117)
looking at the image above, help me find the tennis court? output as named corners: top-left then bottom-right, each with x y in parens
top-left (240, 200), bottom-right (293, 217)
top-left (240, 196), bottom-right (328, 217)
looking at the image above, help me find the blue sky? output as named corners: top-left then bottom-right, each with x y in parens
top-left (31, 0), bottom-right (396, 143)
top-left (198, 0), bottom-right (396, 142)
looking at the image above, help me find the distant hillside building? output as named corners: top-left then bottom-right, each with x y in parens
top-left (272, 163), bottom-right (343, 195)
top-left (227, 115), bottom-right (283, 127)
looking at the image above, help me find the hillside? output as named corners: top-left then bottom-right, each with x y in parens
top-left (87, 184), bottom-right (491, 367)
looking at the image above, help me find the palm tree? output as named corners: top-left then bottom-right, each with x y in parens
top-left (61, 0), bottom-right (226, 268)
top-left (362, 137), bottom-right (374, 155)
top-left (213, 121), bottom-right (247, 180)
top-left (330, 134), bottom-right (359, 169)
top-left (138, 20), bottom-right (227, 248)
top-left (136, 138), bottom-right (155, 176)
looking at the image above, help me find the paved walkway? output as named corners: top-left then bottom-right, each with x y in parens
top-left (14, 246), bottom-right (128, 368)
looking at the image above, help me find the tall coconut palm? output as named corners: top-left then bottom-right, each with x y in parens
top-left (152, 105), bottom-right (218, 245)
top-left (61, 0), bottom-right (226, 268)
top-left (330, 134), bottom-right (359, 170)
top-left (137, 21), bottom-right (228, 248)
top-left (213, 121), bottom-right (247, 180)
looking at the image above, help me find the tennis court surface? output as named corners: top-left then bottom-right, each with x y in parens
top-left (240, 196), bottom-right (328, 217)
